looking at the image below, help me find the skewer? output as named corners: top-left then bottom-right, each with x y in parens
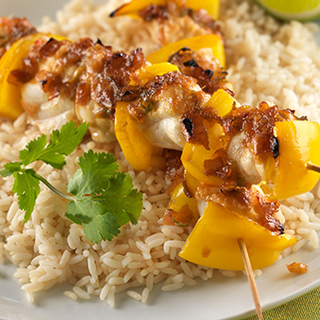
top-left (306, 162), bottom-right (320, 174)
top-left (238, 239), bottom-right (264, 320)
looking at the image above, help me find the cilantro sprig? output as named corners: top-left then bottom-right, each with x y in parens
top-left (0, 121), bottom-right (142, 243)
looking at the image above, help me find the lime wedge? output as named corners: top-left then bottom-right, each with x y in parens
top-left (254, 0), bottom-right (320, 21)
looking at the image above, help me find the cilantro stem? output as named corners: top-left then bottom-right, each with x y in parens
top-left (33, 172), bottom-right (74, 201)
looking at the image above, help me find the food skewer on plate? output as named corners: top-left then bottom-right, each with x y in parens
top-left (0, 0), bottom-right (318, 318)
top-left (108, 2), bottom-right (320, 316)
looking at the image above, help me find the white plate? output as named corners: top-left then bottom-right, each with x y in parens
top-left (1, 1), bottom-right (320, 319)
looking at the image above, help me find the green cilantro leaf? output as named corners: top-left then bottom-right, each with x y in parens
top-left (12, 169), bottom-right (40, 222)
top-left (20, 121), bottom-right (89, 169)
top-left (97, 172), bottom-right (142, 226)
top-left (123, 189), bottom-right (143, 225)
top-left (66, 198), bottom-right (105, 224)
top-left (48, 121), bottom-right (89, 156)
top-left (66, 152), bottom-right (142, 243)
top-left (0, 162), bottom-right (23, 177)
top-left (0, 120), bottom-right (142, 243)
top-left (19, 134), bottom-right (47, 166)
top-left (66, 199), bottom-right (121, 242)
top-left (84, 212), bottom-right (120, 243)
top-left (67, 150), bottom-right (119, 196)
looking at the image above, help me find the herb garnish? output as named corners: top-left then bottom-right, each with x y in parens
top-left (0, 121), bottom-right (142, 243)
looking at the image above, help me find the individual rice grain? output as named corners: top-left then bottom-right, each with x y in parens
top-left (206, 268), bottom-right (214, 279)
top-left (180, 261), bottom-right (194, 279)
top-left (146, 273), bottom-right (154, 291)
top-left (172, 274), bottom-right (184, 283)
top-left (141, 287), bottom-right (149, 303)
top-left (6, 202), bottom-right (19, 222)
top-left (123, 269), bottom-right (136, 283)
top-left (297, 209), bottom-right (310, 223)
top-left (220, 270), bottom-right (237, 278)
top-left (309, 229), bottom-right (319, 249)
top-left (64, 290), bottom-right (78, 300)
top-left (127, 290), bottom-right (142, 301)
top-left (59, 250), bottom-right (71, 268)
top-left (183, 274), bottom-right (197, 286)
top-left (297, 228), bottom-right (311, 235)
top-left (163, 240), bottom-right (184, 254)
top-left (21, 282), bottom-right (44, 293)
top-left (73, 286), bottom-right (91, 300)
top-left (107, 285), bottom-right (116, 308)
top-left (68, 254), bottom-right (85, 265)
top-left (292, 239), bottom-right (308, 252)
top-left (86, 283), bottom-right (95, 294)
top-left (26, 291), bottom-right (35, 303)
top-left (100, 283), bottom-right (111, 301)
top-left (87, 254), bottom-right (97, 281)
top-left (161, 282), bottom-right (185, 292)
top-left (75, 275), bottom-right (91, 288)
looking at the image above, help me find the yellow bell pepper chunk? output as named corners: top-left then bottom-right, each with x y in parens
top-left (111, 0), bottom-right (166, 18)
top-left (183, 171), bottom-right (199, 196)
top-left (179, 201), bottom-right (297, 270)
top-left (0, 33), bottom-right (42, 120)
top-left (131, 62), bottom-right (179, 86)
top-left (185, 0), bottom-right (219, 20)
top-left (115, 101), bottom-right (164, 171)
top-left (204, 88), bottom-right (239, 117)
top-left (111, 0), bottom-right (219, 19)
top-left (147, 34), bottom-right (226, 68)
top-left (181, 122), bottom-right (225, 186)
top-left (261, 120), bottom-right (320, 200)
top-left (168, 182), bottom-right (199, 220)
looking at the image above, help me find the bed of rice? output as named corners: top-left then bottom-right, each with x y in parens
top-left (1, 0), bottom-right (320, 307)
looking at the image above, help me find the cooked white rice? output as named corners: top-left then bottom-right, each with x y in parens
top-left (1, 0), bottom-right (320, 306)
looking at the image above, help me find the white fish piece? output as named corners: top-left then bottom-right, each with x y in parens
top-left (21, 81), bottom-right (76, 133)
top-left (227, 132), bottom-right (266, 185)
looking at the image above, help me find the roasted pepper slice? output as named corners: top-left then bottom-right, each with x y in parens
top-left (179, 201), bottom-right (297, 270)
top-left (181, 89), bottom-right (238, 186)
top-left (131, 62), bottom-right (179, 86)
top-left (147, 34), bottom-right (226, 68)
top-left (184, 0), bottom-right (219, 19)
top-left (0, 33), bottom-right (42, 120)
top-left (163, 182), bottom-right (199, 225)
top-left (204, 88), bottom-right (239, 117)
top-left (114, 101), bottom-right (164, 171)
top-left (181, 123), bottom-right (225, 186)
top-left (110, 0), bottom-right (166, 18)
top-left (261, 120), bottom-right (320, 200)
top-left (111, 0), bottom-right (219, 20)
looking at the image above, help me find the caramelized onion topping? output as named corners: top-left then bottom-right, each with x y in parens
top-left (163, 206), bottom-right (194, 227)
top-left (169, 48), bottom-right (229, 94)
top-left (221, 102), bottom-right (297, 157)
top-left (204, 148), bottom-right (234, 180)
top-left (139, 4), bottom-right (169, 22)
top-left (196, 184), bottom-right (283, 234)
top-left (138, 1), bottom-right (218, 31)
top-left (181, 113), bottom-right (209, 149)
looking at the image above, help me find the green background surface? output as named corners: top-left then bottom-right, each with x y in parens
top-left (243, 286), bottom-right (320, 319)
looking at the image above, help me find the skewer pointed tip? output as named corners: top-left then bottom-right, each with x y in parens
top-left (238, 238), bottom-right (264, 320)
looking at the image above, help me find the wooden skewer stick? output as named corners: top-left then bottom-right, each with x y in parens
top-left (306, 162), bottom-right (320, 174)
top-left (238, 239), bottom-right (264, 320)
